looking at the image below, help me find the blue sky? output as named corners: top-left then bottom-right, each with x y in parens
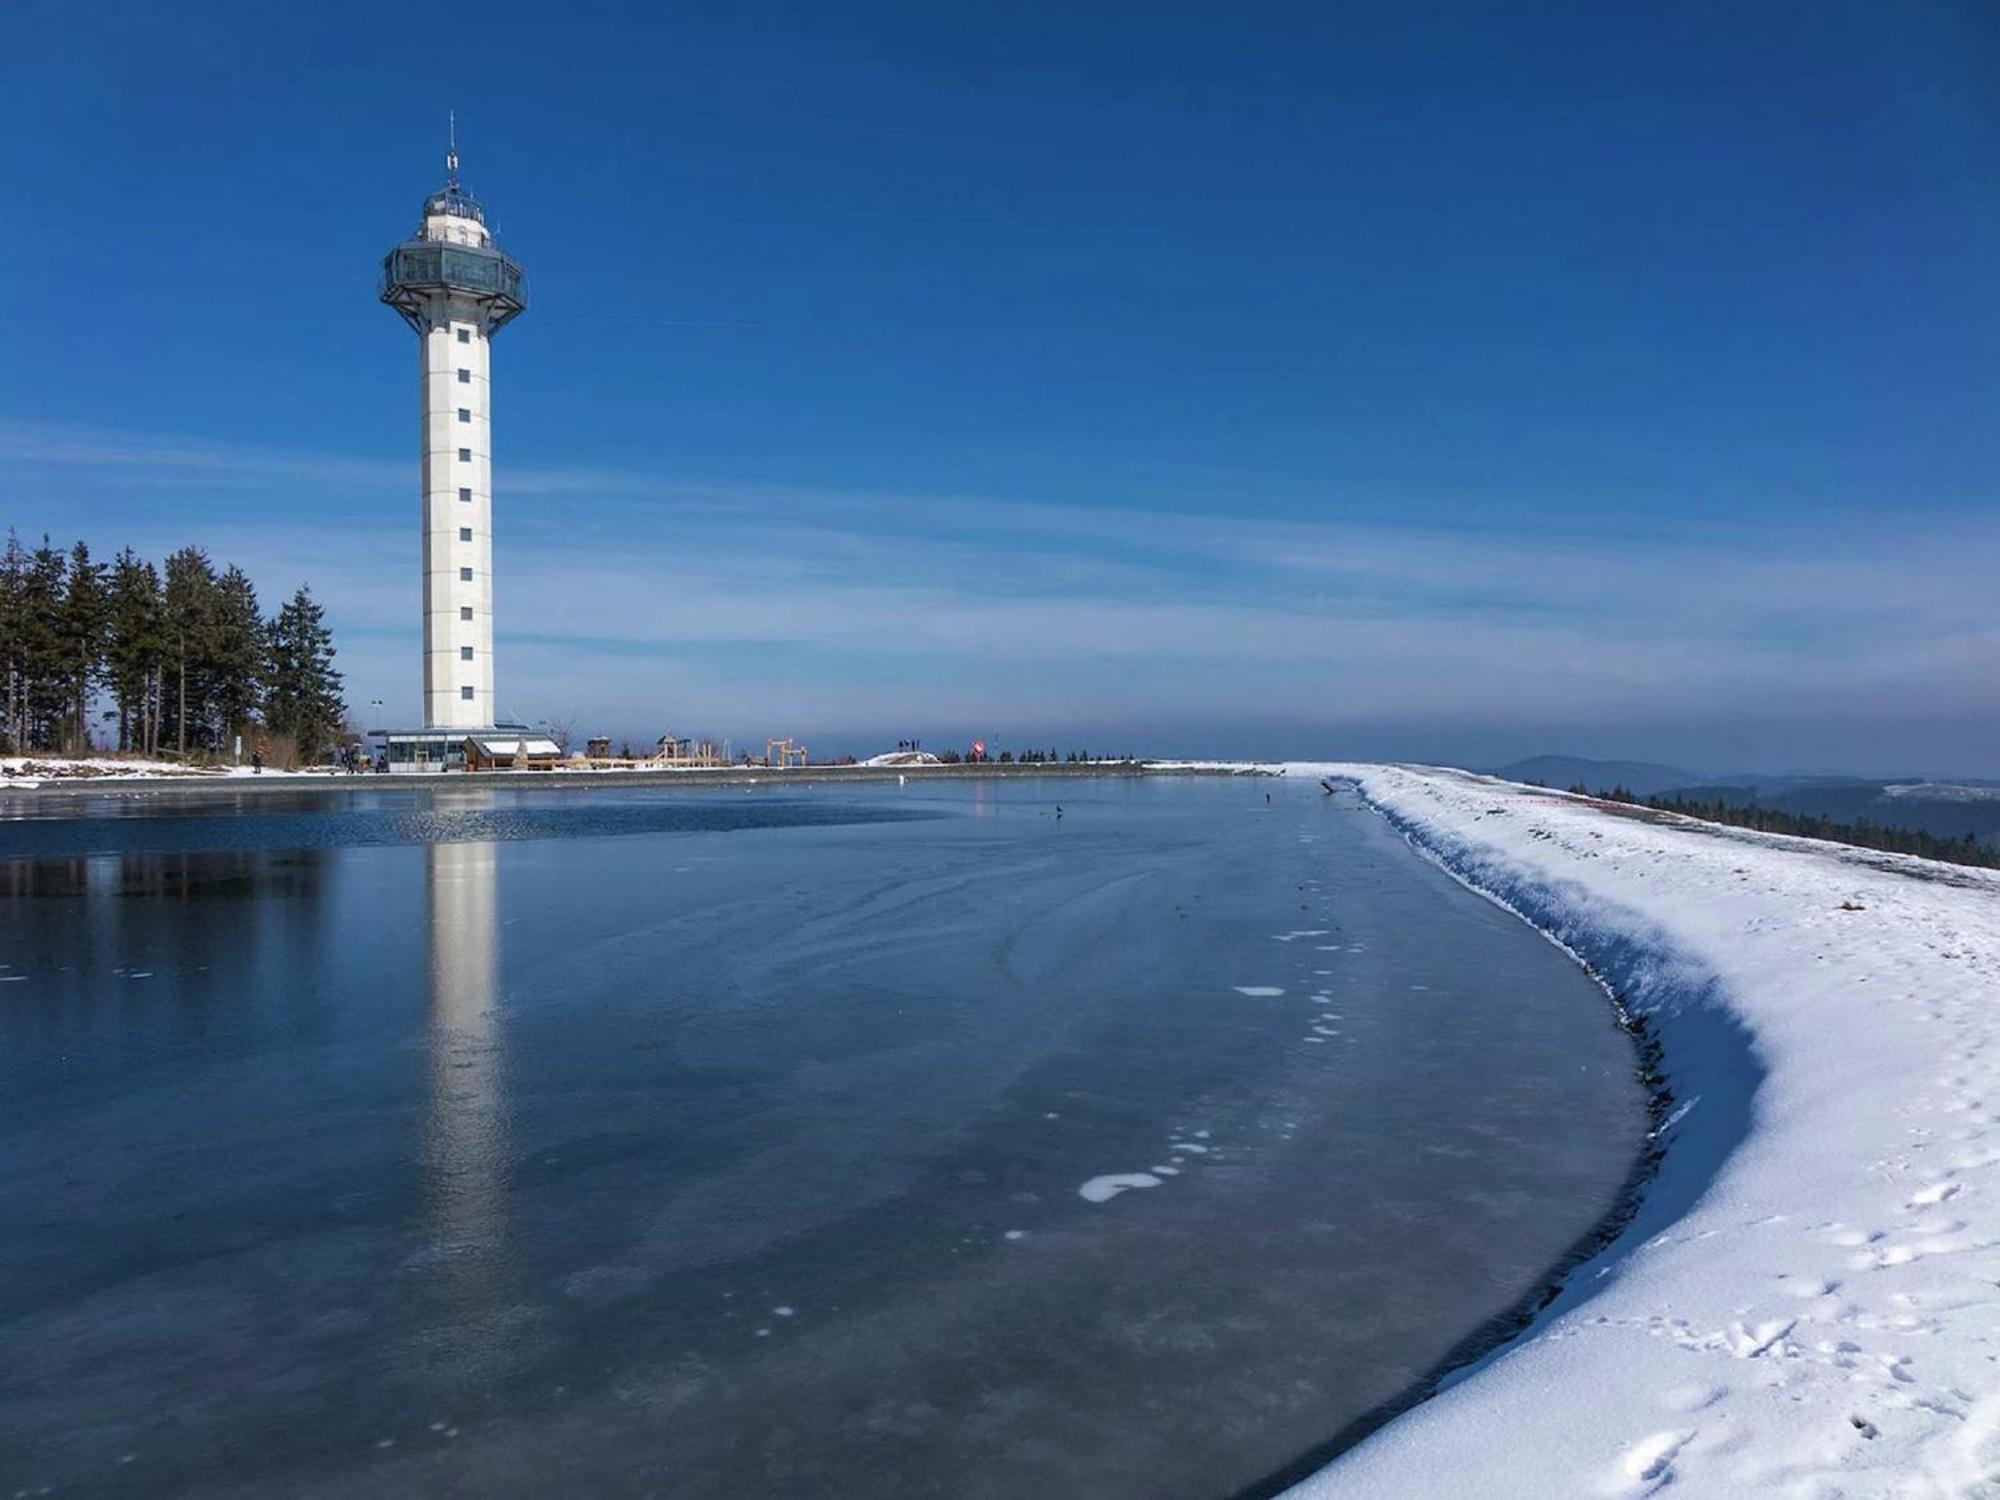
top-left (4, 2), bottom-right (1996, 771)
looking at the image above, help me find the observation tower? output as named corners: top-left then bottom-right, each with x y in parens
top-left (377, 124), bottom-right (529, 769)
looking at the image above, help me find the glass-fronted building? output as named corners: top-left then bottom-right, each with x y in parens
top-left (380, 721), bottom-right (533, 773)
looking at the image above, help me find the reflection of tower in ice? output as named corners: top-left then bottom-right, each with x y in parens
top-left (423, 838), bottom-right (509, 1301)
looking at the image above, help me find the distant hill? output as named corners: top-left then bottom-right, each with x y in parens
top-left (1486, 755), bottom-right (1702, 797)
top-left (1660, 780), bottom-right (2000, 850)
top-left (1485, 757), bottom-right (2000, 850)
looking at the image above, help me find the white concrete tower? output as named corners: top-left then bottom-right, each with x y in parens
top-left (380, 125), bottom-right (527, 731)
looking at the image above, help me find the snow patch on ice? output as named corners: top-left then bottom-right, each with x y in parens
top-left (1077, 1173), bottom-right (1162, 1204)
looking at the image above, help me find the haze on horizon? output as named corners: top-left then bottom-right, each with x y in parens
top-left (4, 3), bottom-right (1995, 776)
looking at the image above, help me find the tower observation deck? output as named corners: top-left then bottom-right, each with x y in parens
top-left (380, 129), bottom-right (529, 741)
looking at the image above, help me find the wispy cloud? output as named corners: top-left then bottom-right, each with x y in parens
top-left (0, 418), bottom-right (407, 492)
top-left (6, 416), bottom-right (1994, 767)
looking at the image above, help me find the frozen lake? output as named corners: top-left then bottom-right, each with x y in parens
top-left (0, 775), bottom-right (1647, 1498)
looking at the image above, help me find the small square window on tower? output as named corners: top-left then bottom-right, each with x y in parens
top-left (461, 686), bottom-right (475, 700)
top-left (459, 527), bottom-right (472, 542)
top-left (459, 566), bottom-right (473, 582)
top-left (460, 606), bottom-right (473, 621)
top-left (457, 329), bottom-right (470, 344)
top-left (458, 448), bottom-right (471, 462)
top-left (458, 487), bottom-right (471, 502)
top-left (460, 646), bottom-right (474, 661)
top-left (457, 408), bottom-right (471, 423)
top-left (457, 369), bottom-right (470, 384)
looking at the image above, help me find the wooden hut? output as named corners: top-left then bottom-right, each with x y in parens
top-left (462, 735), bottom-right (565, 772)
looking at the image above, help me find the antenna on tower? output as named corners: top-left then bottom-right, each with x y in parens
top-left (446, 110), bottom-right (459, 188)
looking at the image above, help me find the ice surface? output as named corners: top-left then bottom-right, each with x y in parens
top-left (0, 772), bottom-right (1661, 1497)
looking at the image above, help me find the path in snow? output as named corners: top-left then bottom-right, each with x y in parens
top-left (1286, 763), bottom-right (2000, 1500)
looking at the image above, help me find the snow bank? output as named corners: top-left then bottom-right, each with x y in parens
top-left (1287, 764), bottom-right (2000, 1498)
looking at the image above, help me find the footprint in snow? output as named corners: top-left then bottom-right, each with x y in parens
top-left (1658, 1382), bottom-right (1726, 1413)
top-left (1908, 1180), bottom-right (1960, 1207)
top-left (1724, 1318), bottom-right (1796, 1357)
top-left (1601, 1428), bottom-right (1693, 1497)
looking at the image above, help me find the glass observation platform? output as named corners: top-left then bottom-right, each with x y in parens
top-left (379, 241), bottom-right (528, 333)
top-left (422, 186), bottom-right (487, 223)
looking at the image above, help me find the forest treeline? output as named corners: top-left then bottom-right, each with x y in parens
top-left (0, 531), bottom-right (346, 762)
top-left (1568, 782), bottom-right (2000, 871)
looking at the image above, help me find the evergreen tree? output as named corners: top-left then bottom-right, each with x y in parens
top-left (105, 549), bottom-right (166, 754)
top-left (21, 537), bottom-right (70, 749)
top-left (265, 584), bottom-right (345, 761)
top-left (0, 530), bottom-right (26, 751)
top-left (59, 540), bottom-right (108, 752)
top-left (162, 546), bottom-right (218, 755)
top-left (1, 532), bottom-right (348, 760)
top-left (210, 565), bottom-right (266, 748)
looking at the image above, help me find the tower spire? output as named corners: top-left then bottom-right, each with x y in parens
top-left (446, 111), bottom-right (459, 188)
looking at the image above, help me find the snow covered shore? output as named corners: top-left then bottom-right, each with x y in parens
top-left (0, 755), bottom-right (323, 787)
top-left (2, 755), bottom-right (320, 780)
top-left (1287, 764), bottom-right (2000, 1498)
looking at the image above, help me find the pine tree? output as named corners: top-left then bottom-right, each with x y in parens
top-left (0, 530), bottom-right (26, 751)
top-left (20, 538), bottom-right (70, 750)
top-left (265, 584), bottom-right (345, 761)
top-left (210, 565), bottom-right (266, 750)
top-left (59, 540), bottom-right (108, 752)
top-left (162, 546), bottom-right (218, 755)
top-left (105, 549), bottom-right (166, 754)
top-left (3, 533), bottom-right (351, 761)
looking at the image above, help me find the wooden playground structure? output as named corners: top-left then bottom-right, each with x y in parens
top-left (655, 733), bottom-right (729, 767)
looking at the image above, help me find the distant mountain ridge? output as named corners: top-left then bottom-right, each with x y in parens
top-left (1484, 755), bottom-right (1701, 797)
top-left (1670, 782), bottom-right (2000, 850)
top-left (1486, 755), bottom-right (2000, 851)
